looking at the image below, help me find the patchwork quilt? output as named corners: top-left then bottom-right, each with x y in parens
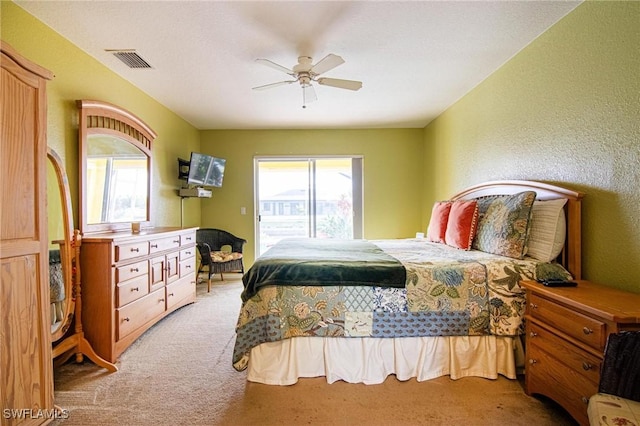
top-left (233, 238), bottom-right (571, 371)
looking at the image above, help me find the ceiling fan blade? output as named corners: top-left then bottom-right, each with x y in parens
top-left (255, 58), bottom-right (294, 75)
top-left (252, 80), bottom-right (296, 90)
top-left (317, 78), bottom-right (362, 91)
top-left (310, 54), bottom-right (344, 76)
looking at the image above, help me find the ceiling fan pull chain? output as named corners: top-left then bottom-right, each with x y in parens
top-left (302, 86), bottom-right (307, 109)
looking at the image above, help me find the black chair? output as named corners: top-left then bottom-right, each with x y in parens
top-left (196, 229), bottom-right (247, 292)
top-left (587, 331), bottom-right (640, 425)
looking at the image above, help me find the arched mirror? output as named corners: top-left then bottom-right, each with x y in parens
top-left (78, 100), bottom-right (156, 234)
top-left (48, 147), bottom-right (117, 372)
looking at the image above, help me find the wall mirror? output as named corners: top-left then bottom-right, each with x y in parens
top-left (48, 147), bottom-right (116, 371)
top-left (78, 100), bottom-right (156, 234)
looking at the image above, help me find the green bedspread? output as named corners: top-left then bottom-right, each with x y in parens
top-left (241, 238), bottom-right (406, 301)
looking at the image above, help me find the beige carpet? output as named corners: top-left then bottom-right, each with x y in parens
top-left (51, 275), bottom-right (577, 426)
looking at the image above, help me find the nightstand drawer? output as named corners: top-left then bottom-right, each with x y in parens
top-left (528, 293), bottom-right (606, 351)
top-left (527, 320), bottom-right (601, 385)
top-left (528, 343), bottom-right (596, 426)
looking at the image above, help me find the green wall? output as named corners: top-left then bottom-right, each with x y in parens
top-left (1, 2), bottom-right (201, 230)
top-left (5, 1), bottom-right (639, 293)
top-left (199, 129), bottom-right (424, 266)
top-left (423, 1), bottom-right (640, 293)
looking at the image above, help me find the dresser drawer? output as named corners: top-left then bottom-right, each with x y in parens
top-left (116, 289), bottom-right (166, 340)
top-left (166, 278), bottom-right (196, 310)
top-left (116, 274), bottom-right (150, 307)
top-left (115, 260), bottom-right (149, 283)
top-left (180, 231), bottom-right (196, 246)
top-left (527, 320), bottom-right (601, 385)
top-left (179, 257), bottom-right (196, 278)
top-left (149, 236), bottom-right (181, 253)
top-left (180, 246), bottom-right (196, 261)
top-left (115, 241), bottom-right (149, 262)
top-left (527, 343), bottom-right (596, 425)
top-left (528, 293), bottom-right (606, 351)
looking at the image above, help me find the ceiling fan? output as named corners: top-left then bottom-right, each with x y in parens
top-left (252, 54), bottom-right (363, 108)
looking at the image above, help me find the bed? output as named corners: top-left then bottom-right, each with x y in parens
top-left (233, 180), bottom-right (584, 385)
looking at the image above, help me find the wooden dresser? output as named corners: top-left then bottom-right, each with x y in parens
top-left (522, 280), bottom-right (640, 425)
top-left (80, 227), bottom-right (198, 363)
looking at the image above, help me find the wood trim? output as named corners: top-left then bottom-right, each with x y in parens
top-left (77, 100), bottom-right (156, 234)
top-left (1, 40), bottom-right (54, 80)
top-left (450, 180), bottom-right (584, 280)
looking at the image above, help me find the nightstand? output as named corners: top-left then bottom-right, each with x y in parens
top-left (521, 280), bottom-right (640, 426)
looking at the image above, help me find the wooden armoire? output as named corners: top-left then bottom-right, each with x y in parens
top-left (1, 41), bottom-right (55, 425)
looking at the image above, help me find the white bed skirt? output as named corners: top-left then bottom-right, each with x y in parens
top-left (247, 335), bottom-right (524, 385)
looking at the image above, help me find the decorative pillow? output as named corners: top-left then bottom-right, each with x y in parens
top-left (426, 201), bottom-right (452, 243)
top-left (444, 200), bottom-right (479, 250)
top-left (527, 198), bottom-right (567, 262)
top-left (472, 191), bottom-right (536, 259)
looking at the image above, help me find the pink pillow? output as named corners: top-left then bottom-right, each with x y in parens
top-left (445, 200), bottom-right (479, 250)
top-left (427, 201), bottom-right (452, 243)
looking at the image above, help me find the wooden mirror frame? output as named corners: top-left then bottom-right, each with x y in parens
top-left (48, 148), bottom-right (76, 343)
top-left (78, 100), bottom-right (156, 234)
top-left (48, 147), bottom-right (116, 372)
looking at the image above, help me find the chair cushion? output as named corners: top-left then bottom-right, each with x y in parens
top-left (588, 393), bottom-right (640, 426)
top-left (211, 251), bottom-right (243, 263)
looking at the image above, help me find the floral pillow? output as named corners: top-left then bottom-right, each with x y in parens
top-left (472, 191), bottom-right (536, 259)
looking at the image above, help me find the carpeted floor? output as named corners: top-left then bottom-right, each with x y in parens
top-left (51, 275), bottom-right (577, 426)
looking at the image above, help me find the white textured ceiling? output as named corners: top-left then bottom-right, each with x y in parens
top-left (16, 1), bottom-right (581, 130)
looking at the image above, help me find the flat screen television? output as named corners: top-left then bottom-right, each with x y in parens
top-left (177, 152), bottom-right (226, 187)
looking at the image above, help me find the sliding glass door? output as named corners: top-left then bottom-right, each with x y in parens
top-left (255, 157), bottom-right (363, 256)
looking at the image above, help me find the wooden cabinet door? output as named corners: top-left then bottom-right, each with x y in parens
top-left (165, 251), bottom-right (180, 285)
top-left (149, 255), bottom-right (166, 293)
top-left (1, 42), bottom-right (54, 426)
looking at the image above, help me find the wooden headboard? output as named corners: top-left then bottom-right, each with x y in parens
top-left (450, 180), bottom-right (585, 279)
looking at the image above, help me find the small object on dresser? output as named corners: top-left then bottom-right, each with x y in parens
top-left (539, 279), bottom-right (577, 287)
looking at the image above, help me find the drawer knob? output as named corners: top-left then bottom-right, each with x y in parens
top-left (529, 332), bottom-right (538, 338)
top-left (186, 251), bottom-right (192, 255)
top-left (131, 267), bottom-right (139, 272)
top-left (168, 292), bottom-right (174, 297)
top-left (123, 317), bottom-right (130, 322)
top-left (173, 239), bottom-right (180, 244)
top-left (159, 298), bottom-right (165, 302)
top-left (583, 327), bottom-right (593, 335)
top-left (131, 248), bottom-right (139, 252)
top-left (528, 359), bottom-right (537, 365)
top-left (131, 287), bottom-right (139, 292)
top-left (186, 237), bottom-right (192, 241)
top-left (185, 265), bottom-right (191, 269)
top-left (529, 303), bottom-right (538, 309)
top-left (151, 244), bottom-right (158, 248)
top-left (582, 362), bottom-right (593, 371)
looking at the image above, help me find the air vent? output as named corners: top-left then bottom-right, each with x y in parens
top-left (107, 50), bottom-right (153, 69)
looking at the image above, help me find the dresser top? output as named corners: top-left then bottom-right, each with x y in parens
top-left (82, 226), bottom-right (198, 243)
top-left (521, 280), bottom-right (640, 323)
